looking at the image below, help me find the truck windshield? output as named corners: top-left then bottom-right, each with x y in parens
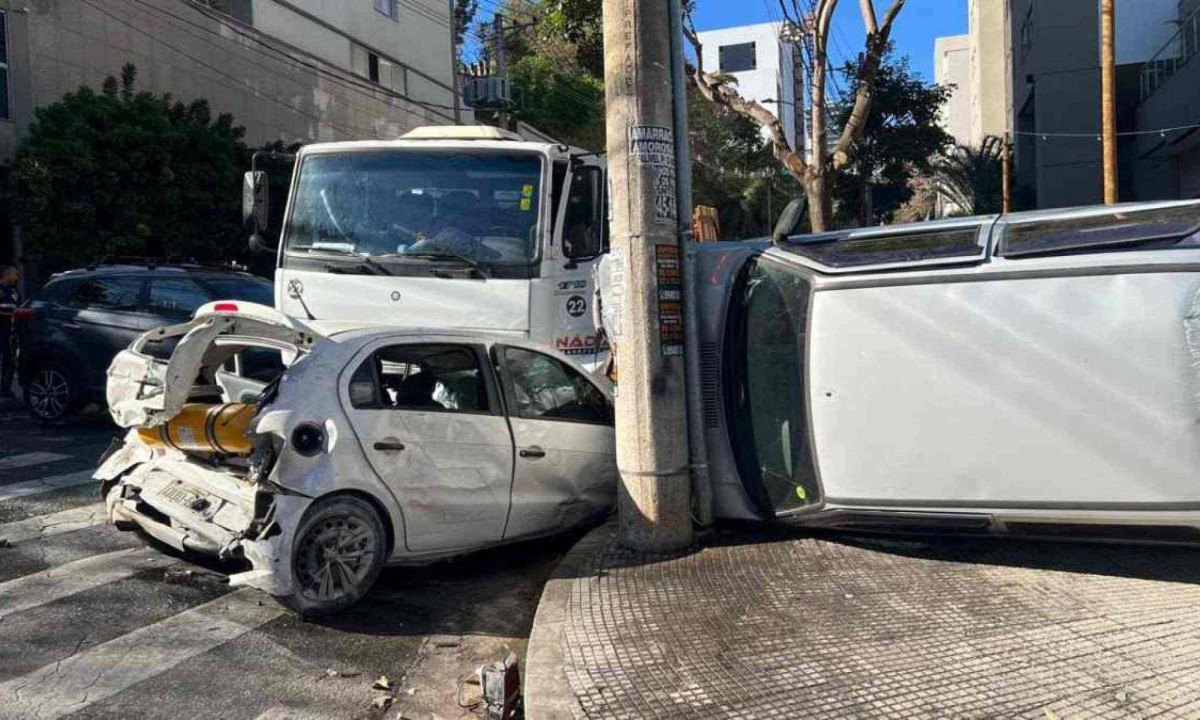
top-left (283, 149), bottom-right (544, 269)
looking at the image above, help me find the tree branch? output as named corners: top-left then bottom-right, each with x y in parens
top-left (831, 0), bottom-right (906, 169)
top-left (682, 20), bottom-right (809, 180)
top-left (859, 0), bottom-right (878, 34)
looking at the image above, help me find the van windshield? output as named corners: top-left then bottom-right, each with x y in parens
top-left (283, 149), bottom-right (544, 270)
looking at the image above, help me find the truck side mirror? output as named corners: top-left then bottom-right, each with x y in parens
top-left (772, 197), bottom-right (809, 244)
top-left (243, 171), bottom-right (274, 252)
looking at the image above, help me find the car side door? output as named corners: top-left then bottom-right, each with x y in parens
top-left (341, 341), bottom-right (515, 553)
top-left (495, 345), bottom-right (617, 539)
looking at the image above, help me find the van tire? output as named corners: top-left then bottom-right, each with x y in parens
top-left (277, 495), bottom-right (387, 616)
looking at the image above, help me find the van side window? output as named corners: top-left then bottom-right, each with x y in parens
top-left (350, 344), bottom-right (488, 413)
top-left (502, 347), bottom-right (611, 424)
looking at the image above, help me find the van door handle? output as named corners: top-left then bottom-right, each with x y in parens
top-left (519, 446), bottom-right (546, 459)
top-left (373, 440), bottom-right (406, 452)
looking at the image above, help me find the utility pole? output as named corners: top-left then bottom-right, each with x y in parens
top-left (1100, 0), bottom-right (1118, 204)
top-left (448, 0), bottom-right (461, 124)
top-left (494, 13), bottom-right (507, 128)
top-left (602, 0), bottom-right (694, 551)
top-left (1002, 131), bottom-right (1012, 213)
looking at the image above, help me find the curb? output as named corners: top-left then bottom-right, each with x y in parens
top-left (523, 523), bottom-right (615, 720)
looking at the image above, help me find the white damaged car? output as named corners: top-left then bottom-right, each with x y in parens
top-left (97, 302), bottom-right (616, 614)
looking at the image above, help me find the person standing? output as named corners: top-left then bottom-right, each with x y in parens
top-left (0, 265), bottom-right (21, 399)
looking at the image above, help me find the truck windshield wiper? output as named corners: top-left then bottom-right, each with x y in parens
top-left (385, 251), bottom-right (491, 278)
top-left (301, 247), bottom-right (394, 276)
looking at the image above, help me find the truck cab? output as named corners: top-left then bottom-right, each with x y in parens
top-left (245, 125), bottom-right (609, 370)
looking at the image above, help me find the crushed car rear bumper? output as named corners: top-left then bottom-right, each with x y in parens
top-left (100, 453), bottom-right (312, 596)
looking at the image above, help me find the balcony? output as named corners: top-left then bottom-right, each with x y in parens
top-left (1140, 6), bottom-right (1200, 103)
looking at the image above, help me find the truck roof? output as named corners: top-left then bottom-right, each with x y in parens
top-left (298, 125), bottom-right (599, 159)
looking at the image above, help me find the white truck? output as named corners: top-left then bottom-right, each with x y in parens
top-left (243, 125), bottom-right (611, 369)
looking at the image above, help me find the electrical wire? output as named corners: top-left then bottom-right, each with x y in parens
top-left (1013, 122), bottom-right (1200, 139)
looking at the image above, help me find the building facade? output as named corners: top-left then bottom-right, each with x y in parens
top-left (934, 34), bottom-right (972, 145)
top-left (0, 0), bottom-right (460, 267)
top-left (696, 22), bottom-right (805, 154)
top-left (1009, 0), bottom-right (1181, 208)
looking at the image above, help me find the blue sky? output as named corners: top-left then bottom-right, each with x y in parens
top-left (692, 0), bottom-right (967, 81)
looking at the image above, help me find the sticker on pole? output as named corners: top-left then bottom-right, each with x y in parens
top-left (655, 244), bottom-right (684, 358)
top-left (629, 126), bottom-right (678, 226)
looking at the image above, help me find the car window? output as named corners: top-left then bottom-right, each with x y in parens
top-left (201, 276), bottom-right (274, 306)
top-left (69, 277), bottom-right (143, 310)
top-left (34, 278), bottom-right (79, 304)
top-left (148, 278), bottom-right (211, 317)
top-left (350, 344), bottom-right (488, 413)
top-left (502, 347), bottom-right (611, 424)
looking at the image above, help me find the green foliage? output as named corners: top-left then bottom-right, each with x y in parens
top-left (13, 64), bottom-right (254, 268)
top-left (932, 135), bottom-right (1005, 216)
top-left (453, 0), bottom-right (479, 53)
top-left (507, 53), bottom-right (606, 151)
top-left (832, 50), bottom-right (954, 225)
top-left (689, 83), bottom-right (802, 239)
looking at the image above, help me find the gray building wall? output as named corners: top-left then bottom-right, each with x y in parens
top-left (1133, 2), bottom-right (1200, 199)
top-left (1010, 0), bottom-right (1106, 209)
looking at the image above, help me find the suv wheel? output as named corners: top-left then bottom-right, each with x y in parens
top-left (277, 495), bottom-right (387, 616)
top-left (26, 364), bottom-right (83, 423)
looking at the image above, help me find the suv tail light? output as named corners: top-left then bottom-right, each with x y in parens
top-left (12, 308), bottom-right (36, 323)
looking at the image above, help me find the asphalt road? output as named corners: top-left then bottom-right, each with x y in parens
top-left (0, 400), bottom-right (580, 720)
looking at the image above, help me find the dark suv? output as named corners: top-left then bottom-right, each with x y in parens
top-left (15, 263), bottom-right (273, 422)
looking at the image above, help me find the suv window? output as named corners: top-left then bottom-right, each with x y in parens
top-left (200, 276), bottom-right (273, 306)
top-left (148, 278), bottom-right (211, 317)
top-left (502, 347), bottom-right (611, 424)
top-left (350, 344), bottom-right (488, 413)
top-left (70, 277), bottom-right (143, 310)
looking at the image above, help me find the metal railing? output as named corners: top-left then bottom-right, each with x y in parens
top-left (1141, 6), bottom-right (1200, 103)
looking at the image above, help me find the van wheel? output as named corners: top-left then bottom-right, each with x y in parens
top-left (25, 364), bottom-right (83, 423)
top-left (277, 495), bottom-right (386, 616)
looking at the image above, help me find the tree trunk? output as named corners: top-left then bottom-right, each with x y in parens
top-left (807, 175), bottom-right (832, 233)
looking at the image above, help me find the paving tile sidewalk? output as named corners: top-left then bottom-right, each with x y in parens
top-left (525, 523), bottom-right (1200, 719)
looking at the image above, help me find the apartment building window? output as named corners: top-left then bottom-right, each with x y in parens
top-left (352, 43), bottom-right (407, 95)
top-left (374, 0), bottom-right (399, 20)
top-left (196, 0), bottom-right (253, 24)
top-left (719, 42), bottom-right (757, 73)
top-left (0, 11), bottom-right (10, 121)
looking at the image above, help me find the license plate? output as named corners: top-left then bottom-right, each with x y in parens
top-left (160, 483), bottom-right (202, 509)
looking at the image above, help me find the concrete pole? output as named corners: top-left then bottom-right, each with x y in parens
top-left (603, 0), bottom-right (693, 551)
top-left (1100, 0), bottom-right (1118, 204)
top-left (448, 0), bottom-right (461, 124)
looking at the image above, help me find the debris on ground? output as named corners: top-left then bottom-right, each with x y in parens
top-left (370, 694), bottom-right (393, 710)
top-left (478, 647), bottom-right (521, 719)
top-left (323, 668), bottom-right (361, 679)
top-left (372, 675), bottom-right (393, 691)
top-left (0, 538), bottom-right (12, 548)
top-left (163, 569), bottom-right (195, 583)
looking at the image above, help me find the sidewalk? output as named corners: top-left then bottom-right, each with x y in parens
top-left (525, 522), bottom-right (1200, 719)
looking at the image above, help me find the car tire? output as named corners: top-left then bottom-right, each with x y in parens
top-left (277, 494), bottom-right (387, 616)
top-left (25, 362), bottom-right (84, 423)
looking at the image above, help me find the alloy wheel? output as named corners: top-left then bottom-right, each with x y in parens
top-left (293, 515), bottom-right (378, 602)
top-left (28, 368), bottom-right (71, 420)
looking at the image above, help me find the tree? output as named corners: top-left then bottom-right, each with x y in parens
top-left (453, 0), bottom-right (480, 56)
top-left (684, 0), bottom-right (909, 231)
top-left (13, 64), bottom-right (253, 267)
top-left (689, 83), bottom-right (802, 238)
top-left (832, 51), bottom-right (953, 225)
top-left (931, 135), bottom-right (1005, 216)
top-left (508, 54), bottom-right (606, 150)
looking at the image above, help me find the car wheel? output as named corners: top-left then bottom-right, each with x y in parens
top-left (25, 363), bottom-right (83, 423)
top-left (278, 495), bottom-right (387, 616)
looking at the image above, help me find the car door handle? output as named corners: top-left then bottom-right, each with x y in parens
top-left (61, 321), bottom-right (81, 330)
top-left (519, 446), bottom-right (546, 459)
top-left (373, 440), bottom-right (406, 452)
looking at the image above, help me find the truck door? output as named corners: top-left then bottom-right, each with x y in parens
top-left (342, 342), bottom-right (514, 553)
top-left (538, 161), bottom-right (609, 366)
